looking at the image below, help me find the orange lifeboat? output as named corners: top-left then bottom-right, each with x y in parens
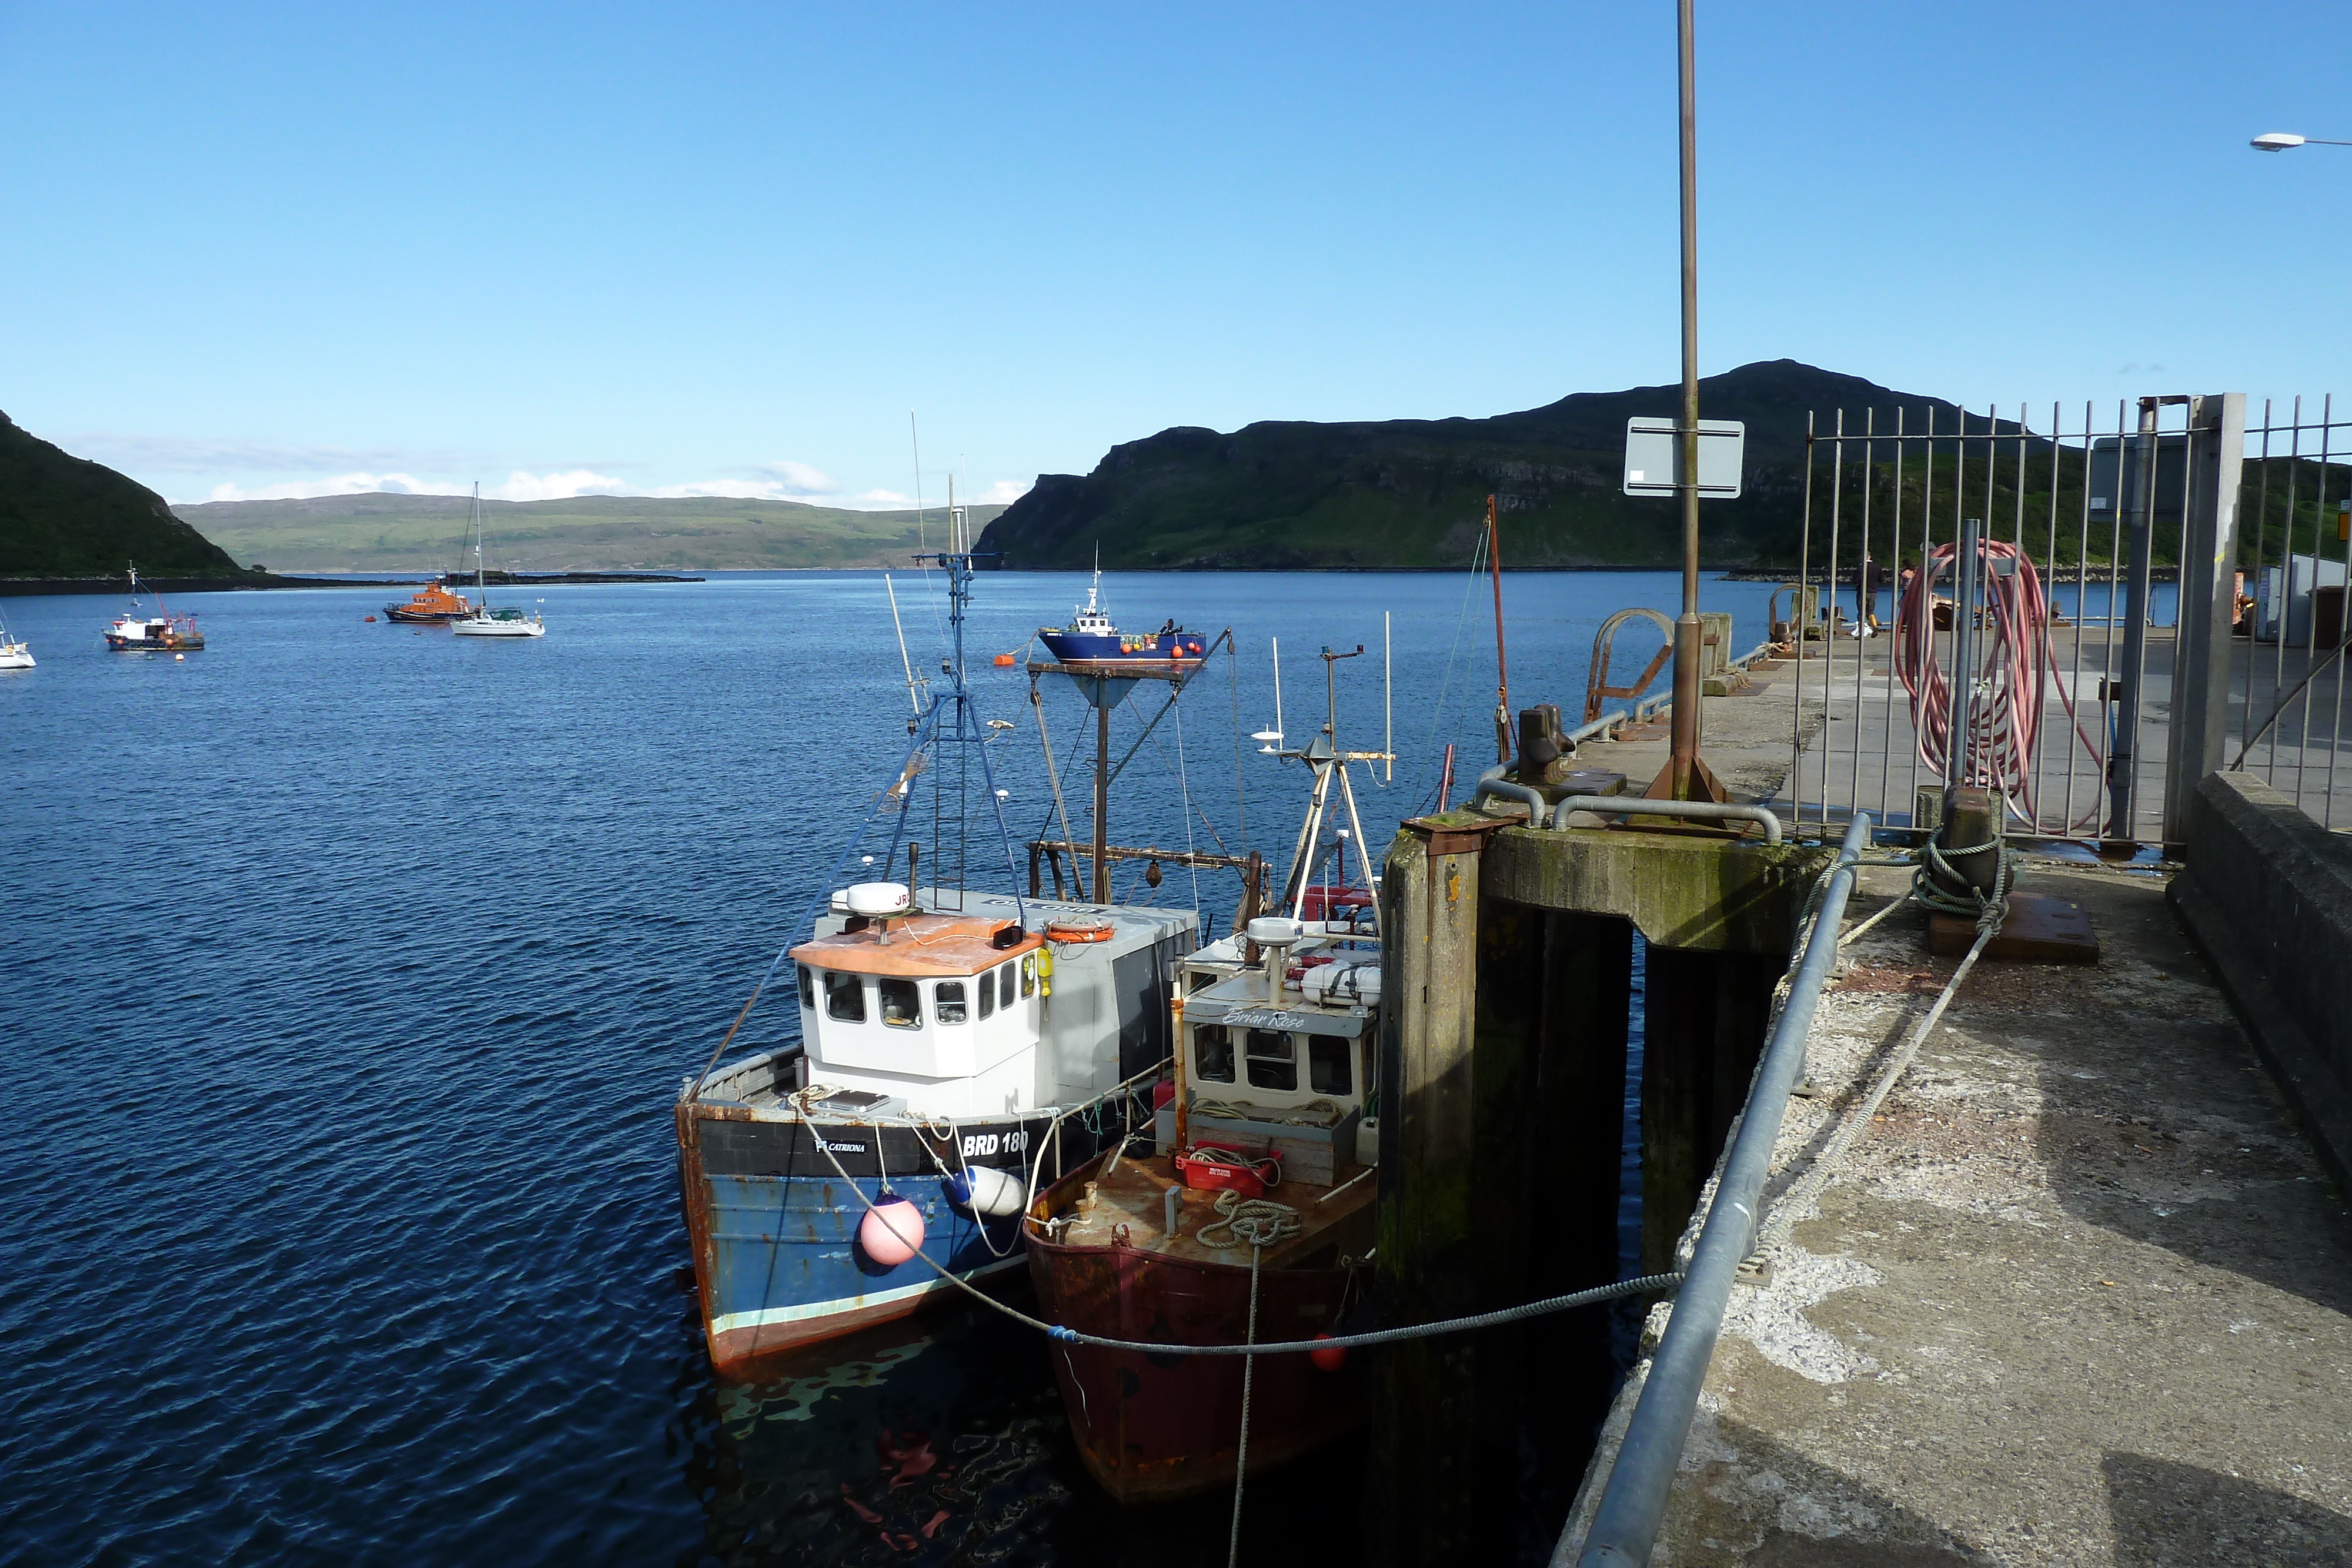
top-left (384, 578), bottom-right (477, 624)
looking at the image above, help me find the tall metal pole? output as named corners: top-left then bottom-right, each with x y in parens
top-left (1666, 0), bottom-right (1705, 801)
top-left (2110, 399), bottom-right (2161, 840)
top-left (1093, 684), bottom-right (1111, 902)
top-left (1487, 494), bottom-right (1511, 763)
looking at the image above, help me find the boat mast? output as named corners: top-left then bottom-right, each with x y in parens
top-left (908, 525), bottom-right (1024, 922)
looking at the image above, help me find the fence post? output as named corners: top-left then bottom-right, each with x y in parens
top-left (2164, 393), bottom-right (2247, 846)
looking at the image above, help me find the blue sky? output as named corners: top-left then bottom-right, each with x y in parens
top-left (2, 2), bottom-right (2348, 508)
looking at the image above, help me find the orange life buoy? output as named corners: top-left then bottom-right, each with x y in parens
top-left (1044, 920), bottom-right (1114, 943)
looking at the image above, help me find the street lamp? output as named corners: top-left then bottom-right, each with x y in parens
top-left (2251, 131), bottom-right (2352, 152)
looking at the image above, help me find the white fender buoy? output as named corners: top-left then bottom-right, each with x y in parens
top-left (859, 1196), bottom-right (925, 1266)
top-left (948, 1165), bottom-right (1024, 1217)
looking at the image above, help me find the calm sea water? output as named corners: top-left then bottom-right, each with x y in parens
top-left (0, 569), bottom-right (1777, 1567)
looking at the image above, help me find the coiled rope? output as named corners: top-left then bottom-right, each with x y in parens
top-left (1196, 1191), bottom-right (1302, 1250)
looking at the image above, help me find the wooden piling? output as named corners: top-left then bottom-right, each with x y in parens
top-left (1374, 816), bottom-right (1498, 1566)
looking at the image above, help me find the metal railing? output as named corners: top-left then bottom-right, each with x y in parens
top-left (1765, 396), bottom-right (2352, 845)
top-left (1565, 813), bottom-right (1870, 1567)
top-left (2236, 397), bottom-right (2352, 828)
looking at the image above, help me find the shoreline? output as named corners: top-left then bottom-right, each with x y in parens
top-left (0, 570), bottom-right (704, 596)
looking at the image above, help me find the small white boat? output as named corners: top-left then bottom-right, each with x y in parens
top-left (0, 604), bottom-right (29, 670)
top-left (452, 606), bottom-right (544, 638)
top-left (448, 486), bottom-right (546, 638)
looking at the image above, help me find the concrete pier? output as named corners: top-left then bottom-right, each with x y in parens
top-left (1374, 641), bottom-right (2352, 1566)
top-left (1563, 858), bottom-right (2352, 1564)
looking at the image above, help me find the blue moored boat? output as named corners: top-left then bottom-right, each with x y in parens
top-left (1037, 571), bottom-right (1207, 667)
top-left (674, 540), bottom-right (1201, 1374)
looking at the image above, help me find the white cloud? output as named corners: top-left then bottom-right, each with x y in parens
top-left (486, 469), bottom-right (633, 502)
top-left (646, 462), bottom-right (838, 502)
top-left (172, 462), bottom-right (1030, 510)
top-left (203, 471), bottom-right (466, 502)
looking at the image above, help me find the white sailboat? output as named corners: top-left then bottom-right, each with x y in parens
top-left (0, 604), bottom-right (31, 670)
top-left (449, 484), bottom-right (544, 638)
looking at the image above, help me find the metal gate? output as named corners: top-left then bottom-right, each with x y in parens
top-left (1768, 394), bottom-right (2342, 847)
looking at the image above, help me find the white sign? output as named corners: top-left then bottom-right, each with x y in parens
top-left (1623, 417), bottom-right (1745, 499)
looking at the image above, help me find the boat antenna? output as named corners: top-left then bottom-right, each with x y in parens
top-left (1271, 636), bottom-right (1285, 750)
top-left (911, 413), bottom-right (926, 552)
top-left (884, 573), bottom-right (924, 716)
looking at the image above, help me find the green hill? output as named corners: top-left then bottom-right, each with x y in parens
top-left (1, 411), bottom-right (251, 579)
top-left (975, 360), bottom-right (1989, 571)
top-left (173, 493), bottom-right (1011, 574)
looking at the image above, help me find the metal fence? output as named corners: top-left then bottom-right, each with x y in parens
top-left (2239, 397), bottom-right (2352, 828)
top-left (1774, 393), bottom-right (2352, 845)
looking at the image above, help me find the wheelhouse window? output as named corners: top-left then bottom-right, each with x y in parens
top-left (824, 969), bottom-right (866, 1023)
top-left (936, 981), bottom-right (968, 1025)
top-left (998, 963), bottom-right (1015, 1011)
top-left (878, 977), bottom-right (921, 1029)
top-left (1194, 1024), bottom-right (1234, 1083)
top-left (978, 971), bottom-right (995, 1020)
top-left (1020, 954), bottom-right (1036, 997)
top-left (1308, 1035), bottom-right (1352, 1096)
top-left (1245, 1029), bottom-right (1297, 1093)
top-left (796, 964), bottom-right (814, 1008)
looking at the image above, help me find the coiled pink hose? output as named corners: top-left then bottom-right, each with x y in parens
top-left (1890, 541), bottom-right (2109, 834)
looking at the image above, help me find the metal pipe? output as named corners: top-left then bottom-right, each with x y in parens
top-left (1547, 796), bottom-right (1782, 844)
top-left (1471, 764), bottom-right (1549, 827)
top-left (1094, 689), bottom-right (1111, 902)
top-left (1489, 494), bottom-right (1511, 764)
top-left (1952, 515), bottom-right (1982, 784)
top-left (1572, 813), bottom-right (1871, 1568)
top-left (2111, 400), bottom-right (2160, 837)
top-left (1570, 710), bottom-right (1630, 746)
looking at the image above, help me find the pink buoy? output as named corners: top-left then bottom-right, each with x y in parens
top-left (859, 1198), bottom-right (925, 1266)
top-left (1309, 1333), bottom-right (1347, 1373)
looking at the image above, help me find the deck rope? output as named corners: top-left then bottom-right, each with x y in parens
top-left (1196, 1191), bottom-right (1302, 1250)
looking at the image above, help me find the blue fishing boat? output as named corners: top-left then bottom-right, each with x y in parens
top-left (674, 535), bottom-right (1200, 1374)
top-left (1037, 570), bottom-right (1207, 667)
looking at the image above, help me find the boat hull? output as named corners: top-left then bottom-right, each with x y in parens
top-left (384, 607), bottom-right (468, 623)
top-left (676, 1098), bottom-right (1060, 1375)
top-left (0, 643), bottom-right (32, 670)
top-left (105, 633), bottom-right (203, 651)
top-left (1025, 1188), bottom-right (1370, 1502)
top-left (1037, 628), bottom-right (1205, 666)
top-left (450, 618), bottom-right (543, 637)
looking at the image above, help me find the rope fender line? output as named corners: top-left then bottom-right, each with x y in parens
top-left (802, 1115), bottom-right (1682, 1355)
